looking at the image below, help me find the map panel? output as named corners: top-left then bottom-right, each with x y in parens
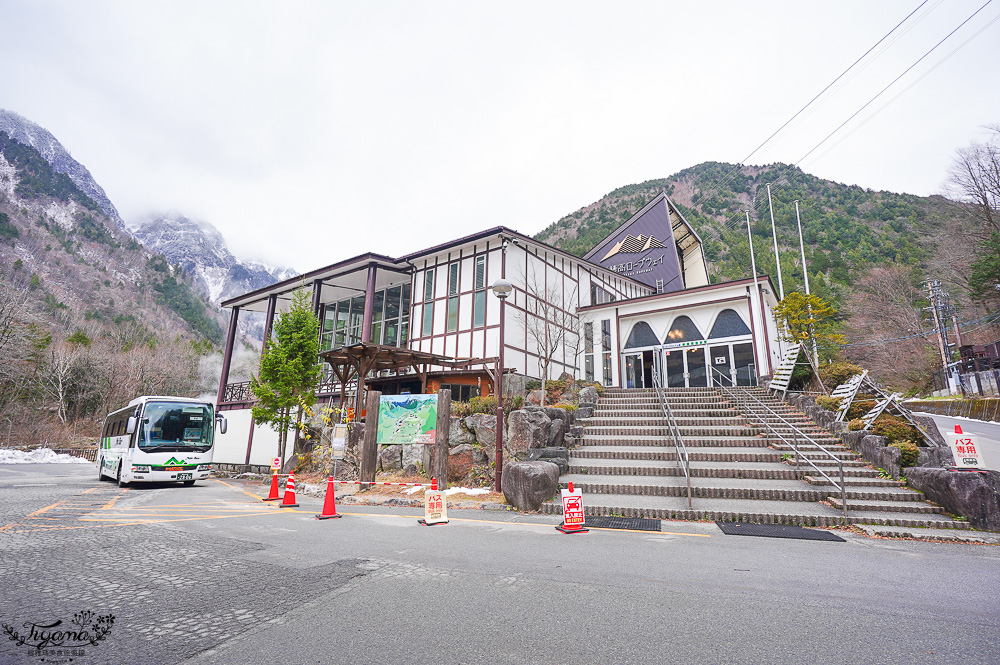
top-left (376, 394), bottom-right (438, 444)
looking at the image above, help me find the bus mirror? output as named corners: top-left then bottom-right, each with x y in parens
top-left (217, 415), bottom-right (227, 435)
top-left (126, 417), bottom-right (137, 434)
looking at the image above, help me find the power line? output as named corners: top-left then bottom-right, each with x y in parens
top-left (711, 1), bottom-right (996, 235)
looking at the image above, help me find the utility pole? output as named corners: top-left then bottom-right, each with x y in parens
top-left (924, 280), bottom-right (949, 371)
top-left (793, 201), bottom-right (819, 366)
top-left (767, 184), bottom-right (784, 300)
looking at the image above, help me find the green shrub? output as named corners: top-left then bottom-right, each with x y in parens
top-left (889, 440), bottom-right (919, 468)
top-left (815, 395), bottom-right (842, 411)
top-left (871, 414), bottom-right (919, 444)
top-left (553, 403), bottom-right (577, 412)
top-left (846, 399), bottom-right (876, 420)
top-left (847, 418), bottom-right (865, 431)
top-left (819, 361), bottom-right (864, 389)
top-left (525, 380), bottom-right (541, 391)
top-left (452, 395), bottom-right (523, 419)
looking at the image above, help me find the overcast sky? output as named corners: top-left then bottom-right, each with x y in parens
top-left (2, 1), bottom-right (998, 272)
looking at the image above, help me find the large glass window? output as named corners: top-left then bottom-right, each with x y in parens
top-left (473, 255), bottom-right (486, 327)
top-left (424, 269), bottom-right (434, 301)
top-left (139, 402), bottom-right (214, 450)
top-left (422, 302), bottom-right (434, 337)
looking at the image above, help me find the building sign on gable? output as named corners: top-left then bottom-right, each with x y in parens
top-left (585, 195), bottom-right (685, 292)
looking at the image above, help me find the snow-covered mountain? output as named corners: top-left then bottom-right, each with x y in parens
top-left (131, 213), bottom-right (296, 304)
top-left (0, 108), bottom-right (128, 231)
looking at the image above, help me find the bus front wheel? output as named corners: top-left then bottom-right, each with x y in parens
top-left (97, 458), bottom-right (104, 481)
top-left (182, 480), bottom-right (195, 487)
top-left (117, 463), bottom-right (128, 488)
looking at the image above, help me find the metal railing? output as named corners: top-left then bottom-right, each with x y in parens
top-left (710, 366), bottom-right (849, 523)
top-left (651, 353), bottom-right (692, 508)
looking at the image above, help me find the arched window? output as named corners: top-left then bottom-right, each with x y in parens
top-left (623, 321), bottom-right (660, 349)
top-left (664, 316), bottom-right (703, 343)
top-left (708, 309), bottom-right (751, 339)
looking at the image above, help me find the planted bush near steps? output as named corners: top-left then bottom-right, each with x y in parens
top-left (889, 440), bottom-right (920, 468)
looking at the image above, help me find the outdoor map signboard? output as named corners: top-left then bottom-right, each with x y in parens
top-left (376, 394), bottom-right (438, 445)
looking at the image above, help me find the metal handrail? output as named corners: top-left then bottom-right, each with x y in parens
top-left (709, 366), bottom-right (849, 524)
top-left (651, 355), bottom-right (692, 508)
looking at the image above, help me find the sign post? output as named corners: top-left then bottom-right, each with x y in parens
top-left (947, 425), bottom-right (988, 472)
top-left (418, 478), bottom-right (448, 526)
top-left (556, 481), bottom-right (588, 534)
top-left (262, 457), bottom-right (282, 501)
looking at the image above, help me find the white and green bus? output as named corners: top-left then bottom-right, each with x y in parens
top-left (96, 396), bottom-right (227, 487)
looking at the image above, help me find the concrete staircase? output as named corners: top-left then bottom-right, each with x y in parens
top-left (543, 387), bottom-right (969, 529)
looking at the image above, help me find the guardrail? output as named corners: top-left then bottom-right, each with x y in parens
top-left (651, 354), bottom-right (692, 508)
top-left (710, 366), bottom-right (849, 523)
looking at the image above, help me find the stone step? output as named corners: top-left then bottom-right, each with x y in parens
top-left (826, 496), bottom-right (943, 514)
top-left (592, 408), bottom-right (739, 418)
top-left (540, 494), bottom-right (969, 529)
top-left (581, 426), bottom-right (759, 437)
top-left (573, 446), bottom-right (783, 463)
top-left (583, 416), bottom-right (747, 427)
top-left (567, 458), bottom-right (807, 480)
top-left (578, 435), bottom-right (774, 447)
top-left (558, 473), bottom-right (929, 503)
top-left (803, 475), bottom-right (907, 487)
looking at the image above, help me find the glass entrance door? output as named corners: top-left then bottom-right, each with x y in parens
top-left (733, 343), bottom-right (756, 386)
top-left (686, 348), bottom-right (707, 387)
top-left (624, 354), bottom-right (643, 389)
top-left (710, 345), bottom-right (733, 386)
top-left (665, 349), bottom-right (686, 387)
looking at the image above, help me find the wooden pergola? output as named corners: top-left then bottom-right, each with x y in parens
top-left (319, 342), bottom-right (499, 418)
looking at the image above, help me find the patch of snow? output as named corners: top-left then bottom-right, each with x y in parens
top-left (0, 448), bottom-right (92, 464)
top-left (45, 201), bottom-right (78, 229)
top-left (403, 485), bottom-right (422, 494)
top-left (442, 487), bottom-right (491, 496)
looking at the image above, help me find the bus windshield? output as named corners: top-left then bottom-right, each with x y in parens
top-left (138, 402), bottom-right (214, 451)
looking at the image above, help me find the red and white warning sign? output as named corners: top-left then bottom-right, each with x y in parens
top-left (271, 457), bottom-right (282, 471)
top-left (948, 425), bottom-right (987, 470)
top-left (557, 482), bottom-right (588, 534)
top-left (420, 478), bottom-right (448, 525)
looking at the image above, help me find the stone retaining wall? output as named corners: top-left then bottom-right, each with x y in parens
top-left (906, 398), bottom-right (1000, 424)
top-left (787, 392), bottom-right (1000, 530)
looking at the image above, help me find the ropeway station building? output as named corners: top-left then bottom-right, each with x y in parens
top-left (213, 192), bottom-right (783, 465)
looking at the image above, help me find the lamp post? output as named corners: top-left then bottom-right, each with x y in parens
top-left (491, 278), bottom-right (512, 492)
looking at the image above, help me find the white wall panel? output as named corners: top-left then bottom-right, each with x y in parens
top-left (459, 293), bottom-right (472, 330)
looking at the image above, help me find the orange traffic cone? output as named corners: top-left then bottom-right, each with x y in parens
top-left (262, 472), bottom-right (281, 501)
top-left (315, 476), bottom-right (343, 519)
top-left (280, 473), bottom-right (299, 508)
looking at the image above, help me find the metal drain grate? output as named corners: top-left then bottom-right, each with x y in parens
top-left (585, 516), bottom-right (661, 531)
top-left (715, 522), bottom-right (846, 541)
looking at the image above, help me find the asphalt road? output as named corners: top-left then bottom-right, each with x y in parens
top-left (1, 464), bottom-right (998, 665)
top-left (915, 412), bottom-right (1000, 471)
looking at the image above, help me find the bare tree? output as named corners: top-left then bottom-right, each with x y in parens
top-left (947, 125), bottom-right (1000, 236)
top-left (842, 266), bottom-right (939, 390)
top-left (518, 271), bottom-right (579, 406)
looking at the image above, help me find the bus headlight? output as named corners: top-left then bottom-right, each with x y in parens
top-left (131, 465), bottom-right (151, 473)
top-left (197, 464), bottom-right (212, 472)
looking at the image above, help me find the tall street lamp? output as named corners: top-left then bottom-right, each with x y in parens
top-left (491, 278), bottom-right (512, 492)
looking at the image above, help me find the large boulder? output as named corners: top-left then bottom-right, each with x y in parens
top-left (449, 417), bottom-right (475, 446)
top-left (501, 461), bottom-right (560, 511)
top-left (525, 389), bottom-right (544, 406)
top-left (507, 409), bottom-right (553, 459)
top-left (447, 444), bottom-right (475, 483)
top-left (378, 445), bottom-right (401, 471)
top-left (905, 468), bottom-right (1000, 530)
top-left (527, 447), bottom-right (569, 475)
top-left (402, 444), bottom-right (424, 471)
top-left (579, 386), bottom-right (599, 404)
top-left (465, 413), bottom-right (499, 448)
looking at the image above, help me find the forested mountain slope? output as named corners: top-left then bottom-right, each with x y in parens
top-left (536, 162), bottom-right (973, 307)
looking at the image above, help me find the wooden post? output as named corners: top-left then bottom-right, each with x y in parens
top-left (431, 389), bottom-right (451, 490)
top-left (359, 390), bottom-right (381, 485)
